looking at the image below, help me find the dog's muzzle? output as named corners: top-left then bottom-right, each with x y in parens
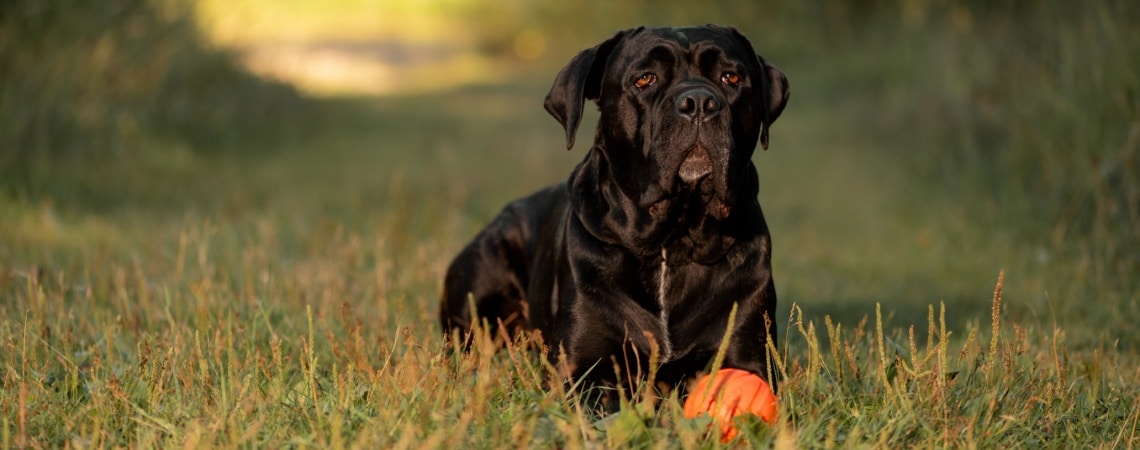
top-left (675, 87), bottom-right (722, 123)
top-left (674, 86), bottom-right (722, 185)
top-left (678, 146), bottom-right (712, 184)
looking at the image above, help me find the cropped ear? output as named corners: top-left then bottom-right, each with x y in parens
top-left (759, 59), bottom-right (790, 150)
top-left (543, 28), bottom-right (637, 150)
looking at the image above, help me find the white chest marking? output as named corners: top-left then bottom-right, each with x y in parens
top-left (657, 246), bottom-right (673, 359)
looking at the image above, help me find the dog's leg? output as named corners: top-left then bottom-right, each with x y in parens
top-left (721, 279), bottom-right (780, 390)
top-left (440, 208), bottom-right (531, 344)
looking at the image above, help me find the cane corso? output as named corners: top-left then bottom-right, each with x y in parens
top-left (440, 25), bottom-right (790, 405)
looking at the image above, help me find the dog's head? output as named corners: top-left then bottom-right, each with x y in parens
top-left (545, 26), bottom-right (789, 253)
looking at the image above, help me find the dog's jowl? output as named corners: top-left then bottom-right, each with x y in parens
top-left (440, 25), bottom-right (790, 409)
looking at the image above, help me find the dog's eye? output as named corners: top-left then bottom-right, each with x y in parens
top-left (721, 72), bottom-right (741, 87)
top-left (634, 73), bottom-right (657, 89)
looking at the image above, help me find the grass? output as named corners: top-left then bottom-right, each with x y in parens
top-left (3, 0), bottom-right (1139, 447)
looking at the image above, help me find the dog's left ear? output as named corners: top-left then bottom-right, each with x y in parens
top-left (723, 27), bottom-right (790, 150)
top-left (544, 28), bottom-right (639, 150)
top-left (758, 58), bottom-right (790, 150)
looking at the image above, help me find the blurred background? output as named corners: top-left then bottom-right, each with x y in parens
top-left (1, 0), bottom-right (1136, 349)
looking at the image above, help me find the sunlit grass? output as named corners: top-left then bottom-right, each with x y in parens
top-left (194, 0), bottom-right (475, 46)
top-left (4, 218), bottom-right (1137, 447)
top-left (193, 0), bottom-right (514, 96)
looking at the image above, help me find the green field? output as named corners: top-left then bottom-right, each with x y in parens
top-left (2, 0), bottom-right (1138, 447)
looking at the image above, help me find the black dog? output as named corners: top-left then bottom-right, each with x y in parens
top-left (440, 25), bottom-right (790, 404)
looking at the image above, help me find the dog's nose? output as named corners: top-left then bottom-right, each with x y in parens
top-left (675, 88), bottom-right (722, 122)
top-left (678, 145), bottom-right (713, 184)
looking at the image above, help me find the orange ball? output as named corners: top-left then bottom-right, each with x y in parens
top-left (682, 368), bottom-right (778, 442)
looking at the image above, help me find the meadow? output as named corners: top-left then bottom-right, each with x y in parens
top-left (1, 0), bottom-right (1137, 447)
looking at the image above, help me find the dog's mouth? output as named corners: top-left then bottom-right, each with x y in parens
top-left (677, 145), bottom-right (713, 185)
top-left (647, 143), bottom-right (734, 222)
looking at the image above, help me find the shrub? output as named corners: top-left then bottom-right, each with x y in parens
top-left (0, 0), bottom-right (310, 192)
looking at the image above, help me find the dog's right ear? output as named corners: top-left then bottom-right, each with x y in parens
top-left (758, 59), bottom-right (790, 150)
top-left (544, 28), bottom-right (637, 150)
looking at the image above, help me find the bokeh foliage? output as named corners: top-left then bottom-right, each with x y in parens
top-left (0, 0), bottom-right (310, 194)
